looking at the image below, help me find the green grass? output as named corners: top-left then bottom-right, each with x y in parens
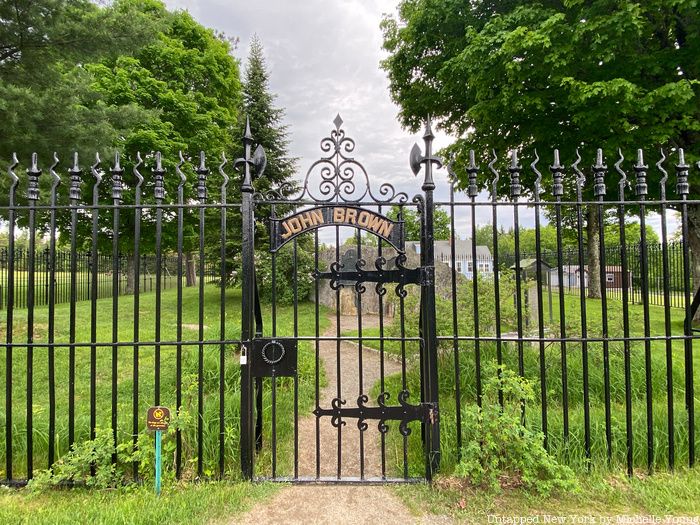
top-left (0, 285), bottom-right (328, 480)
top-left (350, 285), bottom-right (699, 476)
top-left (394, 469), bottom-right (700, 521)
top-left (0, 482), bottom-right (277, 525)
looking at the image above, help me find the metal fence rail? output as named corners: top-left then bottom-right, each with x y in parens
top-left (0, 248), bottom-right (219, 309)
top-left (1, 122), bottom-right (699, 486)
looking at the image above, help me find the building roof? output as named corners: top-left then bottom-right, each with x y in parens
top-left (411, 239), bottom-right (492, 260)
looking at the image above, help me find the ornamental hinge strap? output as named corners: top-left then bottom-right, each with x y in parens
top-left (313, 392), bottom-right (438, 435)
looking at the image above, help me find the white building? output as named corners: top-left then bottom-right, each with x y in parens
top-left (411, 239), bottom-right (493, 279)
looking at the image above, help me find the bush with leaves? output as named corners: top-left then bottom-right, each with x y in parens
top-left (29, 428), bottom-right (120, 491)
top-left (455, 365), bottom-right (578, 495)
top-left (256, 239), bottom-right (315, 305)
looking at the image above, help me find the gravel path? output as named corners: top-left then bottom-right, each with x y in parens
top-left (229, 313), bottom-right (452, 525)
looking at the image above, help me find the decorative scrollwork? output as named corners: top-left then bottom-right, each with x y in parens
top-left (283, 115), bottom-right (408, 204)
top-left (314, 390), bottom-right (432, 436)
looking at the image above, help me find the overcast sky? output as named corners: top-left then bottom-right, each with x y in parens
top-left (163, 0), bottom-right (676, 241)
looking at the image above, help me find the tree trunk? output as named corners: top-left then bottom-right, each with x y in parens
top-left (686, 203), bottom-right (700, 323)
top-left (586, 205), bottom-right (601, 299)
top-left (185, 251), bottom-right (197, 287)
top-left (124, 255), bottom-right (136, 295)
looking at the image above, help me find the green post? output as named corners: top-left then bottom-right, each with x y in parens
top-left (155, 430), bottom-right (162, 496)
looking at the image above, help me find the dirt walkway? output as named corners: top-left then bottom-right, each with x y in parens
top-left (229, 313), bottom-right (452, 525)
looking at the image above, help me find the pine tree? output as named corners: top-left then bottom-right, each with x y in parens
top-left (242, 35), bottom-right (298, 197)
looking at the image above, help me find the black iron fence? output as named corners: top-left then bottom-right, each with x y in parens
top-left (0, 248), bottom-right (219, 309)
top-left (500, 242), bottom-right (695, 309)
top-left (0, 122), bottom-right (699, 486)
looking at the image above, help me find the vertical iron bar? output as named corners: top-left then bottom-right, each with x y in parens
top-left (448, 175), bottom-right (461, 457)
top-left (676, 150), bottom-right (694, 467)
top-left (292, 236), bottom-right (299, 480)
top-left (133, 154), bottom-right (144, 480)
top-left (593, 150), bottom-right (612, 463)
top-left (5, 154), bottom-right (19, 481)
top-left (616, 150), bottom-right (633, 476)
top-left (377, 204), bottom-right (387, 478)
top-left (219, 154), bottom-right (229, 478)
top-left (110, 152), bottom-right (123, 465)
top-left (418, 118), bottom-right (440, 478)
top-left (572, 152), bottom-right (591, 464)
top-left (657, 151), bottom-right (674, 469)
top-left (488, 153), bottom-right (504, 408)
top-left (89, 155), bottom-right (102, 447)
top-left (195, 152), bottom-right (208, 479)
top-left (532, 153), bottom-right (548, 449)
top-left (634, 150), bottom-right (654, 472)
top-left (356, 228), bottom-right (365, 479)
top-left (68, 154), bottom-right (80, 450)
top-left (26, 153), bottom-right (40, 479)
top-left (47, 154), bottom-right (60, 469)
top-left (153, 154), bottom-right (165, 406)
top-left (467, 152), bottom-right (481, 407)
top-left (314, 230), bottom-right (320, 480)
top-left (509, 151), bottom-right (525, 422)
top-left (239, 118), bottom-right (256, 480)
top-left (551, 151), bottom-right (569, 441)
top-left (335, 225), bottom-right (342, 479)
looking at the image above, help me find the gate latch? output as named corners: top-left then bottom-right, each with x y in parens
top-left (251, 338), bottom-right (297, 378)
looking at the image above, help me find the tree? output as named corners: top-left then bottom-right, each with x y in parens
top-left (387, 205), bottom-right (451, 241)
top-left (242, 35), bottom-right (298, 211)
top-left (0, 0), bottom-right (165, 162)
top-left (382, 0), bottom-right (700, 298)
top-left (1, 1), bottom-right (243, 292)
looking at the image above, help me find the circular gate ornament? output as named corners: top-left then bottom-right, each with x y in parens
top-left (261, 340), bottom-right (286, 365)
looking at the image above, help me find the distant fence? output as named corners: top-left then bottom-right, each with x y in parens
top-left (501, 241), bottom-right (695, 309)
top-left (0, 248), bottom-right (219, 309)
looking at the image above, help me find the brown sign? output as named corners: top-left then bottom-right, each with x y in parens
top-left (270, 206), bottom-right (403, 252)
top-left (146, 406), bottom-right (171, 431)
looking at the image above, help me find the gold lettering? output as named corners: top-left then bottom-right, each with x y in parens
top-left (287, 217), bottom-right (302, 235)
top-left (281, 220), bottom-right (294, 239)
top-left (299, 211), bottom-right (315, 229)
top-left (378, 220), bottom-right (394, 238)
top-left (366, 214), bottom-right (384, 233)
top-left (357, 211), bottom-right (370, 228)
top-left (333, 207), bottom-right (345, 223)
top-left (345, 208), bottom-right (357, 224)
top-left (311, 209), bottom-right (324, 225)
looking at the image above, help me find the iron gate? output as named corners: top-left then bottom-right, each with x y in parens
top-left (238, 116), bottom-right (441, 482)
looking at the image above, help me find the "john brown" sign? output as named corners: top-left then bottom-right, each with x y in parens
top-left (270, 206), bottom-right (404, 252)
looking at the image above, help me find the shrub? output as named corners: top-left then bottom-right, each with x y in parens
top-left (455, 365), bottom-right (578, 495)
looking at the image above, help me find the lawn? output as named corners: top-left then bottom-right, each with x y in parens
top-left (347, 281), bottom-right (700, 475)
top-left (0, 284), bottom-right (329, 481)
top-left (0, 482), bottom-right (277, 525)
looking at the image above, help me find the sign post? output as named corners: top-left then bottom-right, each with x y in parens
top-left (147, 406), bottom-right (170, 496)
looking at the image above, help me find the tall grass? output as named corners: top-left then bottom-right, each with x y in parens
top-left (0, 285), bottom-right (328, 480)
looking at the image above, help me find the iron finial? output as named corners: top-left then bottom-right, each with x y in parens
top-left (634, 149), bottom-right (648, 197)
top-left (196, 151), bottom-right (209, 201)
top-left (466, 150), bottom-right (479, 197)
top-left (133, 152), bottom-right (144, 189)
top-left (69, 152), bottom-right (82, 201)
top-left (592, 148), bottom-right (607, 197)
top-left (488, 149), bottom-right (500, 199)
top-left (333, 113), bottom-right (343, 131)
top-left (49, 153), bottom-right (60, 193)
top-left (550, 149), bottom-right (564, 197)
top-left (220, 152), bottom-right (229, 193)
top-left (110, 151), bottom-right (124, 201)
top-left (153, 151), bottom-right (165, 200)
top-left (657, 149), bottom-right (668, 200)
top-left (91, 152), bottom-right (102, 184)
top-left (27, 152), bottom-right (41, 201)
top-left (508, 149), bottom-right (522, 198)
top-left (243, 115), bottom-right (254, 144)
top-left (676, 148), bottom-right (690, 196)
top-left (408, 116), bottom-right (442, 190)
top-left (531, 150), bottom-right (542, 199)
top-left (614, 149), bottom-right (627, 200)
